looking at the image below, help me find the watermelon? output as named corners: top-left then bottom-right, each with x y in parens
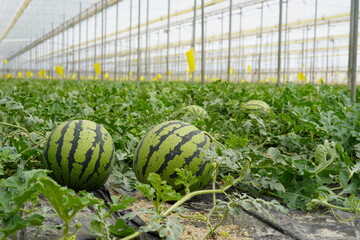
top-left (177, 105), bottom-right (209, 120)
top-left (42, 120), bottom-right (114, 191)
top-left (133, 120), bottom-right (213, 192)
top-left (243, 100), bottom-right (271, 115)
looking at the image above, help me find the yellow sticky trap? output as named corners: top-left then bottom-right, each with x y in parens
top-left (140, 76), bottom-right (145, 81)
top-left (229, 66), bottom-right (234, 75)
top-left (26, 71), bottom-right (33, 78)
top-left (247, 65), bottom-right (251, 73)
top-left (3, 59), bottom-right (8, 64)
top-left (168, 70), bottom-right (171, 76)
top-left (71, 74), bottom-right (76, 80)
top-left (186, 48), bottom-right (196, 73)
top-left (17, 72), bottom-right (23, 78)
top-left (129, 71), bottom-right (133, 76)
top-left (157, 73), bottom-right (162, 79)
top-left (94, 62), bottom-right (101, 75)
top-left (38, 69), bottom-right (47, 78)
top-left (6, 73), bottom-right (12, 79)
top-left (297, 72), bottom-right (306, 81)
top-left (318, 78), bottom-right (323, 83)
top-left (104, 72), bottom-right (109, 80)
top-left (56, 65), bottom-right (64, 77)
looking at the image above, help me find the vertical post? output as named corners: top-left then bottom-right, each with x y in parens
top-left (72, 26), bottom-right (75, 78)
top-left (301, 28), bottom-right (305, 74)
top-left (305, 25), bottom-right (309, 79)
top-left (220, 12), bottom-right (224, 79)
top-left (276, 0), bottom-right (283, 86)
top-left (145, 0), bottom-right (150, 81)
top-left (85, 9), bottom-right (89, 79)
top-left (257, 1), bottom-right (264, 82)
top-left (137, 0), bottom-right (141, 85)
top-left (227, 0), bottom-right (232, 82)
top-left (101, 0), bottom-right (105, 81)
top-left (51, 23), bottom-right (54, 78)
top-left (94, 4), bottom-right (97, 75)
top-left (62, 14), bottom-right (66, 74)
top-left (227, 0), bottom-right (233, 82)
top-left (326, 21), bottom-right (330, 83)
top-left (311, 0), bottom-right (318, 83)
top-left (192, 0), bottom-right (197, 48)
top-left (283, 0), bottom-right (288, 79)
top-left (78, 3), bottom-right (82, 80)
top-left (239, 8), bottom-right (244, 81)
top-left (114, 2), bottom-right (119, 80)
top-left (349, 0), bottom-right (359, 102)
top-left (166, 0), bottom-right (170, 81)
top-left (128, 0), bottom-right (133, 78)
top-left (191, 0), bottom-right (197, 82)
top-left (177, 25), bottom-right (181, 80)
top-left (201, 0), bottom-right (205, 85)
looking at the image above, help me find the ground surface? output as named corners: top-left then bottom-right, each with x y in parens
top-left (19, 187), bottom-right (360, 240)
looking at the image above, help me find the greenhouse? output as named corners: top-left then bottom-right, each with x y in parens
top-left (0, 0), bottom-right (359, 239)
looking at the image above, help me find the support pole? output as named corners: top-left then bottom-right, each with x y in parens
top-left (78, 3), bottom-right (82, 80)
top-left (86, 8), bottom-right (89, 79)
top-left (166, 0), bottom-right (170, 81)
top-left (311, 0), bottom-right (318, 83)
top-left (192, 0), bottom-right (197, 49)
top-left (114, 2), bottom-right (119, 80)
top-left (144, 0), bottom-right (149, 81)
top-left (128, 0), bottom-right (133, 78)
top-left (276, 0), bottom-right (283, 86)
top-left (349, 0), bottom-right (359, 102)
top-left (326, 21), bottom-right (330, 83)
top-left (227, 0), bottom-right (233, 82)
top-left (257, 1), bottom-right (264, 82)
top-left (136, 0), bottom-right (141, 85)
top-left (201, 0), bottom-right (205, 85)
top-left (191, 0), bottom-right (197, 82)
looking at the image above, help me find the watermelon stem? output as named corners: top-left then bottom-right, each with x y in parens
top-left (0, 121), bottom-right (45, 144)
top-left (0, 122), bottom-right (30, 135)
top-left (202, 131), bottom-right (226, 150)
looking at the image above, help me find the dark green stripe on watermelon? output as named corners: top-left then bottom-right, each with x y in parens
top-left (66, 120), bottom-right (83, 185)
top-left (141, 121), bottom-right (190, 176)
top-left (133, 120), bottom-right (213, 192)
top-left (42, 120), bottom-right (114, 191)
top-left (155, 129), bottom-right (204, 175)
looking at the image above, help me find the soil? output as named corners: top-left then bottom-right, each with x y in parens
top-left (19, 186), bottom-right (360, 240)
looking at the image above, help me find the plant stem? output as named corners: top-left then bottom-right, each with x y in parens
top-left (162, 189), bottom-right (224, 216)
top-left (121, 231), bottom-right (143, 240)
top-left (203, 131), bottom-right (226, 150)
top-left (0, 122), bottom-right (30, 135)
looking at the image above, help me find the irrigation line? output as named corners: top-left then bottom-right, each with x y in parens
top-left (240, 206), bottom-right (306, 240)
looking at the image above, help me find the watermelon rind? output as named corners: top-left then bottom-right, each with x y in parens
top-left (42, 120), bottom-right (114, 191)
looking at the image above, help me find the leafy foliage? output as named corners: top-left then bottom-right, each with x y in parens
top-left (0, 79), bottom-right (360, 238)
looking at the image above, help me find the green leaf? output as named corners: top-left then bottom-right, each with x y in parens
top-left (174, 168), bottom-right (199, 194)
top-left (109, 218), bottom-right (135, 237)
top-left (147, 173), bottom-right (182, 204)
top-left (305, 140), bottom-right (338, 175)
top-left (109, 195), bottom-right (136, 214)
top-left (0, 214), bottom-right (45, 237)
top-left (136, 182), bottom-right (155, 201)
top-left (158, 216), bottom-right (183, 240)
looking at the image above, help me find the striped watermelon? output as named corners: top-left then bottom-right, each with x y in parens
top-left (243, 100), bottom-right (271, 115)
top-left (42, 120), bottom-right (114, 191)
top-left (177, 105), bottom-right (209, 120)
top-left (133, 120), bottom-right (213, 192)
